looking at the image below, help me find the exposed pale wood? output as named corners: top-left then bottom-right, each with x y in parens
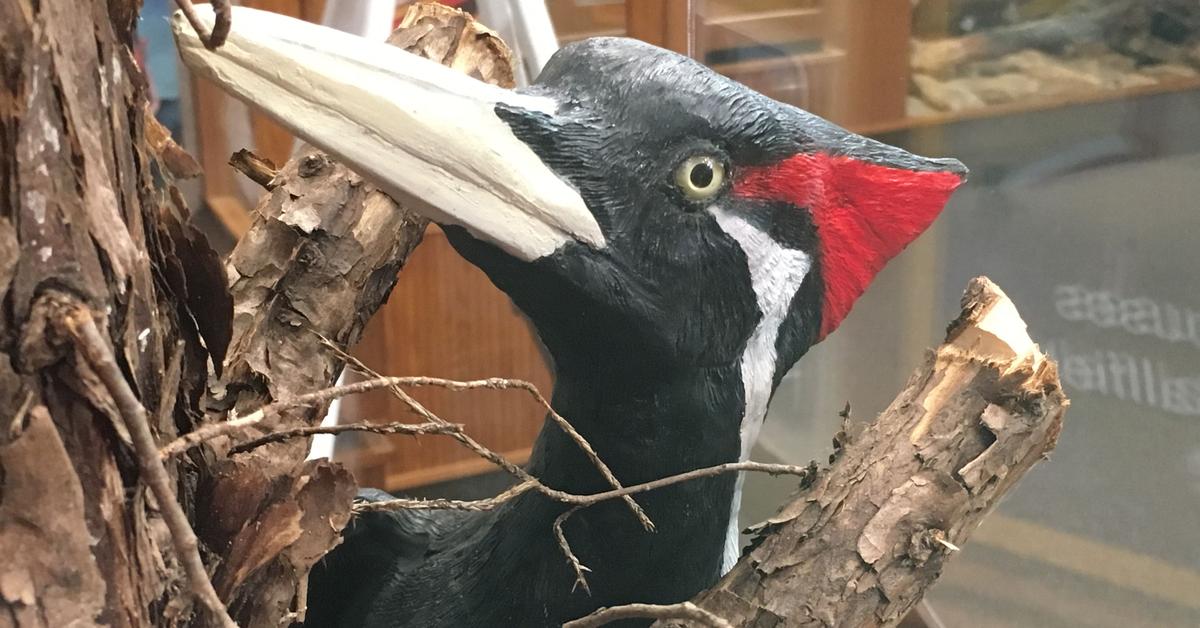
top-left (658, 277), bottom-right (1068, 627)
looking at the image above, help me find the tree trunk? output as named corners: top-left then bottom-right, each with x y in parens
top-left (0, 2), bottom-right (512, 627)
top-left (1, 0), bottom-right (229, 625)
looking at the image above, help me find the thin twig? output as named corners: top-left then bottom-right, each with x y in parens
top-left (362, 460), bottom-right (810, 513)
top-left (358, 458), bottom-right (809, 586)
top-left (308, 350), bottom-right (657, 532)
top-left (229, 149), bottom-right (278, 190)
top-left (251, 367), bottom-right (808, 598)
top-left (173, 0), bottom-right (233, 49)
top-left (208, 0), bottom-right (233, 49)
top-left (563, 602), bottom-right (733, 628)
top-left (355, 481), bottom-right (537, 513)
top-left (553, 507), bottom-right (591, 594)
top-left (62, 308), bottom-right (237, 628)
top-left (321, 338), bottom-right (636, 526)
top-left (159, 409), bottom-right (273, 459)
top-left (7, 390), bottom-right (34, 439)
top-left (229, 420), bottom-right (462, 455)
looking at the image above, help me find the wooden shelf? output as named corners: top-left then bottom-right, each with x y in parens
top-left (856, 75), bottom-right (1200, 137)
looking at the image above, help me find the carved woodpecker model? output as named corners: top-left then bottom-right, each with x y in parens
top-left (174, 7), bottom-right (966, 627)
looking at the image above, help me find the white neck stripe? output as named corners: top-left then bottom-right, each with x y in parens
top-left (708, 206), bottom-right (811, 574)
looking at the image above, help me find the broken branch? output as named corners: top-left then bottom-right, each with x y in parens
top-left (228, 148), bottom-right (278, 190)
top-left (654, 277), bottom-right (1068, 627)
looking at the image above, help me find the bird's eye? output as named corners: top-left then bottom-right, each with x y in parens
top-left (674, 155), bottom-right (726, 201)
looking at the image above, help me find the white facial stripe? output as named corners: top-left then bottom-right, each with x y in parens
top-left (709, 206), bottom-right (812, 574)
top-left (172, 6), bottom-right (604, 262)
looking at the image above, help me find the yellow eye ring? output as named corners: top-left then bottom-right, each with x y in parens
top-left (674, 155), bottom-right (726, 201)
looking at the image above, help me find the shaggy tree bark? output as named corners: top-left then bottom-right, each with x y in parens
top-left (0, 2), bottom-right (513, 627)
top-left (654, 277), bottom-right (1068, 628)
top-left (0, 0), bottom-right (234, 625)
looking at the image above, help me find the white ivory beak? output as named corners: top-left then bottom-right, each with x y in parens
top-left (171, 6), bottom-right (604, 261)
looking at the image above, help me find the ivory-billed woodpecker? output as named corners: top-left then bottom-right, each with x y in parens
top-left (173, 7), bottom-right (966, 627)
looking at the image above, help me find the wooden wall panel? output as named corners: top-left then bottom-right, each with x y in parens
top-left (547, 0), bottom-right (626, 43)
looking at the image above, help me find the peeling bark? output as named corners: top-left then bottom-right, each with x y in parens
top-left (1, 0), bottom-right (225, 625)
top-left (660, 277), bottom-right (1068, 628)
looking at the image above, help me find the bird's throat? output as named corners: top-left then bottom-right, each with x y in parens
top-left (496, 363), bottom-right (746, 610)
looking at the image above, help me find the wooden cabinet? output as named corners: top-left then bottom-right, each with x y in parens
top-left (550, 0), bottom-right (913, 131)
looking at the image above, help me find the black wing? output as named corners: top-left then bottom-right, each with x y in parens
top-left (303, 489), bottom-right (473, 627)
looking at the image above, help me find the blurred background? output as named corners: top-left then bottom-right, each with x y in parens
top-left (137, 1), bottom-right (1200, 626)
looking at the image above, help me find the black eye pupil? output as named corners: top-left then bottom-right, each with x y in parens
top-left (689, 162), bottom-right (714, 188)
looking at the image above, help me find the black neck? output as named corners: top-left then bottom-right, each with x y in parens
top-left (477, 358), bottom-right (745, 624)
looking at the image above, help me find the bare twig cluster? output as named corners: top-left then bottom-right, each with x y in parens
top-left (325, 340), bottom-right (656, 530)
top-left (159, 355), bottom-right (811, 601)
top-left (153, 331), bottom-right (808, 625)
